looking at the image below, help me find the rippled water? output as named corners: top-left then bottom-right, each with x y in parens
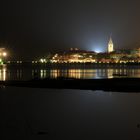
top-left (1, 65), bottom-right (140, 80)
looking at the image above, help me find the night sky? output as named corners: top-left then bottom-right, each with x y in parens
top-left (0, 0), bottom-right (140, 60)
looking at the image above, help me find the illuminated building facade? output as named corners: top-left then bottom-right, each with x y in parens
top-left (131, 48), bottom-right (140, 57)
top-left (108, 37), bottom-right (114, 53)
top-left (39, 39), bottom-right (140, 64)
top-left (50, 48), bottom-right (97, 63)
top-left (39, 47), bottom-right (140, 64)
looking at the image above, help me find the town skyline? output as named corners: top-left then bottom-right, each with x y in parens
top-left (1, 0), bottom-right (140, 60)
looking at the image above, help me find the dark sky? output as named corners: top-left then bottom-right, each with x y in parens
top-left (0, 0), bottom-right (140, 60)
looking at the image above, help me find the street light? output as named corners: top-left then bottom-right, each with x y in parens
top-left (3, 52), bottom-right (7, 57)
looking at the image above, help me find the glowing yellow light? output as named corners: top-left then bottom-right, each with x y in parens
top-left (3, 68), bottom-right (6, 81)
top-left (3, 52), bottom-right (7, 57)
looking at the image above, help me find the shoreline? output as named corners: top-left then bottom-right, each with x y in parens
top-left (1, 78), bottom-right (140, 92)
top-left (6, 62), bottom-right (140, 69)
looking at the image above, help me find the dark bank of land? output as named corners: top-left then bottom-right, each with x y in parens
top-left (0, 78), bottom-right (140, 92)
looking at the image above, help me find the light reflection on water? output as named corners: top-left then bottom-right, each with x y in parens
top-left (1, 66), bottom-right (140, 81)
top-left (0, 68), bottom-right (6, 81)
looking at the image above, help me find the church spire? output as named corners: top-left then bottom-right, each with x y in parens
top-left (108, 37), bottom-right (114, 53)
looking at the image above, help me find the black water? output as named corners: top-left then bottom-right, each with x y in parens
top-left (0, 87), bottom-right (140, 140)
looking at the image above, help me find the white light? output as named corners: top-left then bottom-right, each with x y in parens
top-left (91, 45), bottom-right (104, 53)
top-left (40, 59), bottom-right (46, 63)
top-left (40, 59), bottom-right (44, 63)
top-left (94, 50), bottom-right (101, 53)
top-left (93, 47), bottom-right (104, 53)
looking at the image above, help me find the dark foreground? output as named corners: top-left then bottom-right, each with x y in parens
top-left (1, 88), bottom-right (140, 140)
top-left (1, 78), bottom-right (140, 92)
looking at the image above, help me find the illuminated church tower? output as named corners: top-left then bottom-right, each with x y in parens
top-left (108, 37), bottom-right (114, 53)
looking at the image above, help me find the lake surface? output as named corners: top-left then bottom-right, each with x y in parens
top-left (0, 87), bottom-right (140, 140)
top-left (1, 65), bottom-right (140, 80)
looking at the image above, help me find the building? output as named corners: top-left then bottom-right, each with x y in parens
top-left (131, 48), bottom-right (140, 57)
top-left (50, 48), bottom-right (97, 63)
top-left (39, 37), bottom-right (140, 64)
top-left (108, 37), bottom-right (114, 53)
